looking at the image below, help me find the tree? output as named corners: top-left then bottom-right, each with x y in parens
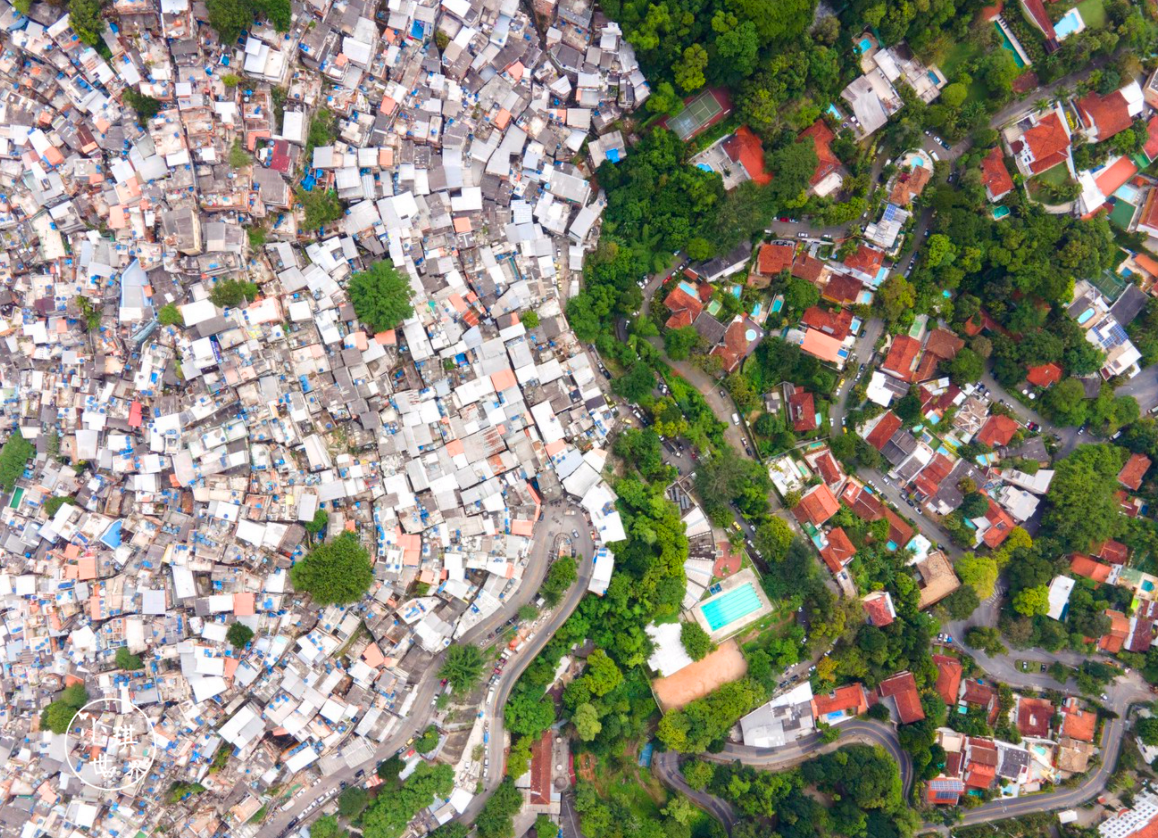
top-left (414, 725), bottom-right (440, 754)
top-left (210, 280), bottom-right (259, 308)
top-left (69, 0), bottom-right (105, 46)
top-left (940, 585), bottom-right (980, 620)
top-left (1012, 585), bottom-right (1050, 617)
top-left (312, 816), bottom-right (344, 838)
top-left (376, 756), bottom-right (404, 783)
top-left (40, 684), bottom-right (89, 734)
top-left (541, 556), bottom-right (577, 605)
top-left (158, 304), bottom-right (183, 326)
top-left (583, 649), bottom-right (623, 697)
top-left (349, 261), bottom-right (415, 333)
top-left (522, 311), bottom-right (540, 329)
top-left (207, 0), bottom-right (251, 42)
top-left (955, 553), bottom-right (998, 599)
top-left (959, 492), bottom-right (990, 519)
top-left (965, 626), bottom-right (1006, 656)
top-left (0, 431), bottom-right (33, 492)
top-left (1042, 444), bottom-right (1123, 552)
top-left (680, 621), bottom-right (713, 660)
top-left (534, 815), bottom-right (557, 838)
top-left (945, 348), bottom-right (984, 385)
top-left (1044, 378), bottom-right (1089, 427)
top-left (440, 644), bottom-right (484, 695)
top-left (290, 532), bottom-right (374, 605)
top-left (295, 187), bottom-right (345, 230)
top-left (573, 702), bottom-right (602, 741)
top-left (338, 786), bottom-right (368, 819)
top-left (1136, 718), bottom-right (1158, 747)
top-left (612, 363), bottom-right (656, 402)
top-left (673, 44), bottom-right (708, 92)
top-left (227, 623), bottom-right (255, 649)
top-left (664, 325), bottom-right (700, 360)
top-left (784, 277), bottom-right (820, 312)
top-left (878, 275), bottom-right (916, 322)
top-left (305, 508), bottom-right (329, 538)
top-left (43, 496), bottom-right (76, 518)
top-left (476, 777), bottom-right (523, 838)
top-left (115, 647), bottom-right (144, 670)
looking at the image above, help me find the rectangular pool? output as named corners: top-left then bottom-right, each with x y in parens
top-left (699, 583), bottom-right (763, 631)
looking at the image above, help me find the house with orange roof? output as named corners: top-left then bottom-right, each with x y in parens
top-left (1137, 185), bottom-right (1158, 238)
top-left (864, 411), bottom-right (903, 450)
top-left (932, 654), bottom-right (963, 706)
top-left (923, 328), bottom-right (964, 362)
top-left (1025, 362), bottom-right (1062, 388)
top-left (1016, 696), bottom-right (1054, 739)
top-left (787, 389), bottom-right (818, 433)
top-left (1009, 109), bottom-right (1071, 176)
top-left (1119, 453), bottom-right (1151, 491)
top-left (811, 684), bottom-right (868, 722)
top-left (975, 498), bottom-right (1015, 549)
top-left (801, 306), bottom-right (854, 340)
top-left (975, 413), bottom-right (1019, 447)
top-left (980, 146), bottom-right (1014, 202)
top-left (756, 242), bottom-right (795, 277)
top-left (1099, 609), bottom-right (1130, 653)
top-left (821, 274), bottom-right (864, 306)
top-left (841, 244), bottom-right (885, 285)
top-left (881, 335), bottom-right (922, 381)
top-left (1096, 538), bottom-right (1130, 565)
top-left (819, 527), bottom-right (856, 574)
top-left (1060, 697), bottom-right (1097, 743)
top-left (800, 328), bottom-right (847, 365)
top-left (1018, 0), bottom-right (1059, 51)
top-left (878, 671), bottom-right (925, 724)
top-left (863, 591), bottom-right (896, 627)
top-left (710, 316), bottom-right (764, 373)
top-left (1069, 554), bottom-right (1113, 584)
top-left (793, 484), bottom-right (841, 527)
top-left (723, 126), bottom-right (772, 186)
top-left (798, 120), bottom-right (843, 196)
top-left (663, 283), bottom-right (704, 330)
top-left (1076, 82), bottom-right (1144, 143)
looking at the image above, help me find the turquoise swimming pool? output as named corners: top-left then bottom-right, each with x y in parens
top-left (700, 583), bottom-right (763, 631)
top-left (996, 23), bottom-right (1027, 68)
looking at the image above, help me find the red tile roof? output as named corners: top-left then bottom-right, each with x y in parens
top-left (528, 729), bottom-right (553, 805)
top-left (812, 684), bottom-right (868, 719)
top-left (1099, 609), bottom-right (1130, 654)
top-left (965, 761), bottom-right (997, 789)
top-left (801, 305), bottom-right (854, 340)
top-left (1020, 112), bottom-right (1070, 175)
top-left (884, 508), bottom-right (914, 550)
top-left (980, 146), bottom-right (1014, 200)
top-left (890, 165), bottom-right (932, 207)
top-left (1016, 697), bottom-right (1054, 738)
top-left (757, 243), bottom-right (795, 276)
top-left (792, 252), bottom-right (825, 282)
top-left (962, 679), bottom-right (998, 723)
top-left (1097, 539), bottom-right (1129, 565)
top-left (865, 411), bottom-right (902, 451)
top-left (813, 451), bottom-right (844, 487)
top-left (1069, 554), bottom-right (1111, 584)
top-left (914, 453), bottom-right (954, 498)
top-left (852, 488), bottom-right (885, 522)
top-left (711, 317), bottom-right (762, 373)
top-left (799, 120), bottom-right (841, 187)
top-left (975, 414), bottom-right (1019, 447)
top-left (924, 328), bottom-right (964, 361)
top-left (882, 335), bottom-right (922, 381)
top-left (1061, 705), bottom-right (1097, 743)
top-left (1119, 453), bottom-right (1152, 491)
top-left (788, 389), bottom-right (818, 432)
top-left (932, 654), bottom-right (963, 707)
top-left (723, 125), bottom-right (772, 186)
top-left (982, 499), bottom-right (1015, 549)
top-left (843, 244), bottom-right (884, 277)
top-left (663, 285), bottom-right (703, 330)
top-left (820, 527), bottom-right (856, 573)
top-left (1021, 0), bottom-right (1057, 40)
top-left (1025, 362), bottom-right (1062, 388)
top-left (793, 484), bottom-right (841, 527)
top-left (1145, 116), bottom-right (1158, 161)
top-left (879, 671), bottom-right (925, 724)
top-left (1076, 89), bottom-right (1135, 142)
top-left (822, 274), bottom-right (863, 305)
top-left (863, 592), bottom-right (896, 627)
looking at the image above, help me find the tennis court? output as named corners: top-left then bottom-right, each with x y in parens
top-left (668, 90), bottom-right (725, 141)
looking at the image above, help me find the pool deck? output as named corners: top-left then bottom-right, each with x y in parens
top-left (692, 567), bottom-right (775, 643)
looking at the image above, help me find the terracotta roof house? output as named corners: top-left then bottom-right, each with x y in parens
top-left (1129, 600), bottom-right (1158, 653)
top-left (1025, 362), bottom-right (1062, 388)
top-left (924, 328), bottom-right (964, 361)
top-left (881, 335), bottom-right (922, 381)
top-left (965, 745), bottom-right (999, 790)
top-left (842, 244), bottom-right (885, 284)
top-left (663, 284), bottom-right (704, 330)
top-left (1119, 453), bottom-right (1152, 491)
top-left (863, 591), bottom-right (897, 627)
top-left (1010, 111), bottom-right (1071, 176)
top-left (1099, 609), bottom-right (1129, 654)
top-left (1096, 539), bottom-right (1129, 565)
top-left (1060, 699), bottom-right (1097, 743)
top-left (793, 484), bottom-right (841, 527)
top-left (932, 654), bottom-right (963, 706)
top-left (799, 120), bottom-right (842, 189)
top-left (822, 273), bottom-right (864, 306)
top-left (792, 252), bottom-right (825, 282)
top-left (1019, 0), bottom-right (1059, 51)
top-left (913, 453), bottom-right (954, 498)
top-left (801, 305), bottom-right (854, 340)
top-left (757, 243), bottom-right (795, 276)
top-left (812, 450), bottom-right (845, 487)
top-left (820, 527), bottom-right (856, 574)
top-left (884, 507), bottom-right (914, 550)
top-left (711, 316), bottom-right (764, 373)
top-left (1076, 84), bottom-right (1144, 142)
top-left (1138, 186), bottom-right (1158, 238)
top-left (1016, 697), bottom-right (1054, 739)
top-left (889, 165), bottom-right (932, 207)
top-left (981, 499), bottom-right (1015, 549)
top-left (852, 487), bottom-right (886, 521)
top-left (878, 671), bottom-right (925, 724)
top-left (788, 389), bottom-right (818, 432)
top-left (1069, 554), bottom-right (1112, 584)
top-left (975, 414), bottom-right (1019, 447)
top-left (980, 146), bottom-right (1015, 202)
top-left (915, 550), bottom-right (962, 609)
top-left (811, 684), bottom-right (868, 721)
top-left (864, 411), bottom-right (903, 451)
top-left (963, 679), bottom-right (1000, 724)
top-left (723, 125), bottom-right (772, 186)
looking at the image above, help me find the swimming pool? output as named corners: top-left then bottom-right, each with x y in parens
top-left (1116, 184), bottom-right (1140, 203)
top-left (857, 36), bottom-right (873, 53)
top-left (772, 296), bottom-right (784, 313)
top-left (1055, 7), bottom-right (1084, 39)
top-left (1144, 580), bottom-right (1155, 593)
top-left (995, 23), bottom-right (1027, 69)
top-left (678, 280), bottom-right (697, 297)
top-left (700, 583), bottom-right (763, 632)
top-left (1078, 308), bottom-right (1095, 325)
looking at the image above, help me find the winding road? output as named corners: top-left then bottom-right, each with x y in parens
top-left (255, 501), bottom-right (595, 838)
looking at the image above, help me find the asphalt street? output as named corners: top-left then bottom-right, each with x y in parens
top-left (255, 501), bottom-right (595, 838)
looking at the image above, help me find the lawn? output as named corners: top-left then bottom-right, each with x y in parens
top-left (1075, 0), bottom-right (1107, 28)
top-left (1033, 164), bottom-right (1071, 188)
top-left (940, 40), bottom-right (980, 78)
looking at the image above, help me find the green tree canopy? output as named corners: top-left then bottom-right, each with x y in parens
top-left (440, 643), bottom-right (484, 695)
top-left (290, 532), bottom-right (374, 605)
top-left (0, 430), bottom-right (33, 492)
top-left (115, 647), bottom-right (144, 670)
top-left (226, 623), bottom-right (255, 649)
top-left (349, 261), bottom-right (415, 333)
top-left (680, 621), bottom-right (713, 660)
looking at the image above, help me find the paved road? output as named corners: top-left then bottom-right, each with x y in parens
top-left (653, 751), bottom-right (740, 832)
top-left (829, 316), bottom-right (884, 433)
top-left (1116, 364), bottom-right (1158, 413)
top-left (256, 501), bottom-right (595, 838)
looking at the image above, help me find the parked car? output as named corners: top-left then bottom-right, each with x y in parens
top-left (797, 232), bottom-right (809, 239)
